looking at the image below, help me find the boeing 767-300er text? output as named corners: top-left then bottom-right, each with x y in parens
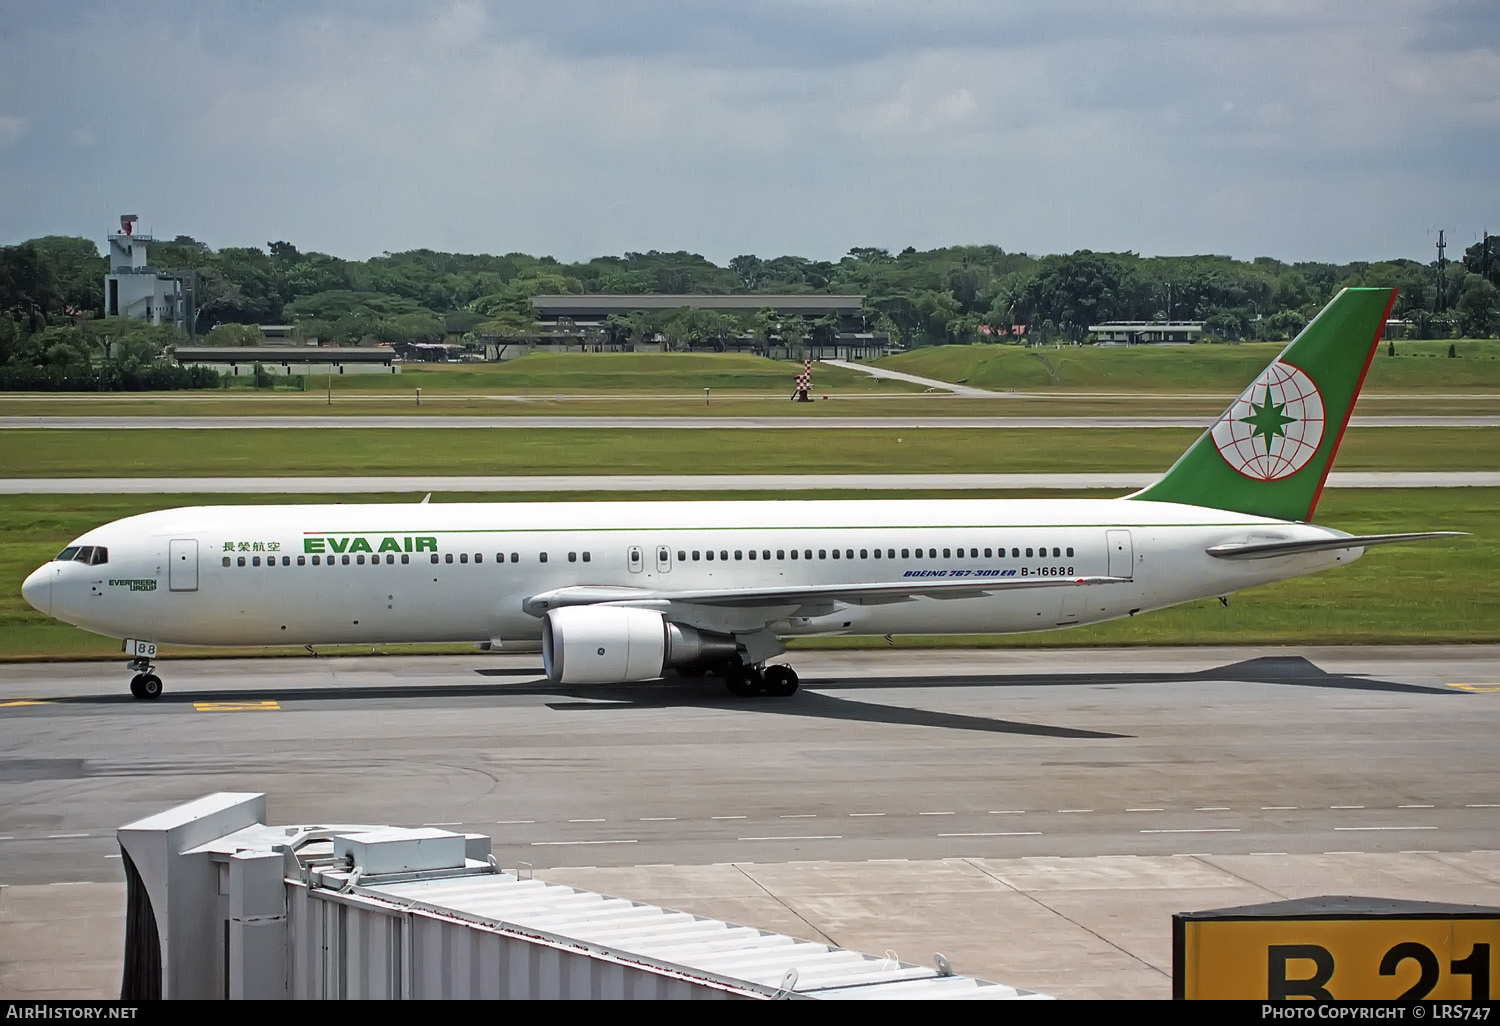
top-left (21, 288), bottom-right (1462, 699)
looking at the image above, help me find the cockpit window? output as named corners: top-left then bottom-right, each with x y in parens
top-left (52, 546), bottom-right (107, 565)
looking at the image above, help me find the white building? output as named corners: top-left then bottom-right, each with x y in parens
top-left (103, 215), bottom-right (193, 333)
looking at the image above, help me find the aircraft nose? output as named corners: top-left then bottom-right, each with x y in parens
top-left (21, 565), bottom-right (52, 616)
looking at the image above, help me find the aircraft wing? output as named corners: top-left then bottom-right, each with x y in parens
top-left (523, 575), bottom-right (1128, 617)
top-left (1205, 532), bottom-right (1465, 561)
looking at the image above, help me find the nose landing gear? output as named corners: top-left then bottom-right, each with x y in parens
top-left (128, 657), bottom-right (163, 700)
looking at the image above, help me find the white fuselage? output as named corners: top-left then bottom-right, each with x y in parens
top-left (23, 497), bottom-right (1360, 650)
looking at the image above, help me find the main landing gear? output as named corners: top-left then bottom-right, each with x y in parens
top-left (723, 662), bottom-right (799, 698)
top-left (128, 657), bottom-right (163, 700)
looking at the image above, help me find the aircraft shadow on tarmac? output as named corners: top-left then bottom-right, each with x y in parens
top-left (36, 656), bottom-right (1451, 740)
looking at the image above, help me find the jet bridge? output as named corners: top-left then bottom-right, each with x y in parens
top-left (116, 792), bottom-right (1049, 1000)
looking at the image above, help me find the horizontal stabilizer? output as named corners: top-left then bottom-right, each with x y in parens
top-left (524, 575), bottom-right (1129, 616)
top-left (1206, 532), bottom-right (1465, 561)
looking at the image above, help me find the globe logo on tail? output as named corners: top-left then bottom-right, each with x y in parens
top-left (1210, 361), bottom-right (1325, 480)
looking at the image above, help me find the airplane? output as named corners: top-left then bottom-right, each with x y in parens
top-left (21, 287), bottom-right (1461, 701)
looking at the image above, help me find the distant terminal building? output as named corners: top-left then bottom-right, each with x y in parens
top-left (104, 215), bottom-right (196, 336)
top-left (519, 294), bottom-right (890, 361)
top-left (1088, 320), bottom-right (1205, 345)
top-left (174, 346), bottom-right (401, 377)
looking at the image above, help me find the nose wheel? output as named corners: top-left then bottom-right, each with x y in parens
top-left (128, 658), bottom-right (163, 700)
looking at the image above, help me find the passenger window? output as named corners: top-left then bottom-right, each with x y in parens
top-left (804, 550), bottom-right (812, 559)
top-left (299, 555), bottom-right (306, 565)
top-left (789, 550), bottom-right (798, 560)
top-left (238, 556), bottom-right (246, 567)
top-left (567, 552), bottom-right (576, 563)
top-left (735, 550), bottom-right (743, 560)
top-left (342, 555), bottom-right (351, 565)
top-left (763, 550), bottom-right (771, 560)
top-left (460, 553), bottom-right (469, 564)
top-left (943, 548), bottom-right (951, 558)
top-left (777, 550), bottom-right (785, 559)
top-left (1012, 547), bottom-right (1020, 557)
top-left (283, 556), bottom-right (291, 566)
top-left (901, 548), bottom-right (909, 558)
top-left (929, 548), bottom-right (937, 558)
top-left (222, 556), bottom-right (231, 567)
top-left (860, 549), bottom-right (868, 559)
top-left (445, 553), bottom-right (454, 564)
top-left (678, 550), bottom-right (686, 562)
top-left (540, 553), bottom-right (548, 563)
top-left (748, 550), bottom-right (757, 560)
top-left (1053, 547), bottom-right (1061, 557)
top-left (253, 556), bottom-right (262, 566)
top-left (819, 549), bottom-right (827, 559)
top-left (692, 550), bottom-right (701, 561)
top-left (832, 549), bottom-right (840, 559)
top-left (356, 555), bottom-right (364, 565)
top-left (496, 553), bottom-right (504, 563)
top-left (430, 554), bottom-right (439, 564)
top-left (720, 550), bottom-right (728, 560)
top-left (474, 553), bottom-right (482, 564)
top-left (401, 554), bottom-right (409, 564)
top-left (984, 548), bottom-right (992, 558)
top-left (888, 549), bottom-right (895, 558)
top-left (1026, 548), bottom-right (1033, 557)
top-left (511, 553), bottom-right (519, 563)
top-left (312, 555), bottom-right (321, 565)
top-left (583, 552), bottom-right (591, 562)
top-left (872, 549), bottom-right (880, 559)
top-left (706, 551), bottom-right (714, 561)
top-left (1066, 547), bottom-right (1074, 557)
top-left (970, 548), bottom-right (978, 558)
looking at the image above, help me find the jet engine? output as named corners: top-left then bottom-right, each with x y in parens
top-left (541, 606), bottom-right (738, 684)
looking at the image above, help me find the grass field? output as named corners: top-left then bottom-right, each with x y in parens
top-left (2, 426), bottom-right (1494, 478)
top-left (877, 339), bottom-right (1500, 393)
top-left (3, 392), bottom-right (1497, 419)
top-left (2, 488), bottom-right (1491, 661)
top-left (314, 352), bottom-right (925, 394)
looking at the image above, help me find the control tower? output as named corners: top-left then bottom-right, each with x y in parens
top-left (104, 215), bottom-right (195, 336)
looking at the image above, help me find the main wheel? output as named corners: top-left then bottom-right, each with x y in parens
top-left (136, 674), bottom-right (163, 700)
top-left (763, 665), bottom-right (799, 697)
top-left (724, 666), bottom-right (760, 697)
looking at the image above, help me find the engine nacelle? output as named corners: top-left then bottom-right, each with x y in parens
top-left (541, 606), bottom-right (737, 684)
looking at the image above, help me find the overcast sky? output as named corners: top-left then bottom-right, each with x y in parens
top-left (1, 0), bottom-right (1495, 265)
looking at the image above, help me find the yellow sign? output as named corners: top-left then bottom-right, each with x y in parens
top-left (1176, 903), bottom-right (1499, 1000)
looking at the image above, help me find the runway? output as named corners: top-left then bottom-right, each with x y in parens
top-left (2, 645), bottom-right (1496, 999)
top-left (4, 414), bottom-right (1496, 429)
top-left (5, 471), bottom-right (1499, 494)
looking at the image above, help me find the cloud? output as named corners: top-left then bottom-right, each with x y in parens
top-left (0, 116), bottom-right (28, 145)
top-left (0, 0), bottom-right (1493, 266)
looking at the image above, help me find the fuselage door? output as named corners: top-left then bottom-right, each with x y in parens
top-left (627, 546), bottom-right (644, 574)
top-left (169, 538), bottom-right (199, 592)
top-left (1107, 529), bottom-right (1134, 580)
top-left (656, 545), bottom-right (672, 573)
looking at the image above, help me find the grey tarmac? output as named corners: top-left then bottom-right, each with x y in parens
top-left (4, 414), bottom-right (1496, 430)
top-left (4, 471), bottom-right (1499, 494)
top-left (1, 645), bottom-right (1497, 999)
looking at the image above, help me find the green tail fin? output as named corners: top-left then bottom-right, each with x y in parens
top-left (1129, 286), bottom-right (1397, 522)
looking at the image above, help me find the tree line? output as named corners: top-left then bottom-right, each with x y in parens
top-left (2, 233), bottom-right (1497, 386)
